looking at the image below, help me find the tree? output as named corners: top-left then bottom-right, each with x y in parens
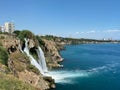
top-left (13, 30), bottom-right (21, 37)
top-left (18, 30), bottom-right (35, 41)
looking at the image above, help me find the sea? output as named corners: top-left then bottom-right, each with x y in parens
top-left (49, 43), bottom-right (120, 90)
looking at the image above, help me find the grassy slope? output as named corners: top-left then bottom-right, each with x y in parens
top-left (0, 72), bottom-right (36, 90)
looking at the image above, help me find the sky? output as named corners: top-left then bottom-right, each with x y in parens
top-left (0, 0), bottom-right (120, 39)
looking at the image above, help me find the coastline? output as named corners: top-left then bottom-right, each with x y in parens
top-left (49, 43), bottom-right (120, 90)
top-left (0, 32), bottom-right (120, 90)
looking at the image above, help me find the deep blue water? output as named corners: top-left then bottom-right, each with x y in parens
top-left (51, 44), bottom-right (120, 90)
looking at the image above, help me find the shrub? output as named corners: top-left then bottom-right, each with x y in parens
top-left (27, 64), bottom-right (40, 75)
top-left (0, 42), bottom-right (2, 46)
top-left (13, 30), bottom-right (21, 37)
top-left (0, 46), bottom-right (9, 66)
top-left (29, 47), bottom-right (39, 61)
top-left (0, 36), bottom-right (5, 39)
top-left (36, 35), bottom-right (45, 46)
top-left (18, 30), bottom-right (35, 41)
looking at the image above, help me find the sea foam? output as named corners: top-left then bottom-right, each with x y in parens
top-left (45, 70), bottom-right (89, 84)
top-left (45, 62), bottom-right (120, 84)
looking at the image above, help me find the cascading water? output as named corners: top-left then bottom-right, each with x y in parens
top-left (19, 44), bottom-right (24, 53)
top-left (37, 46), bottom-right (48, 72)
top-left (24, 38), bottom-right (44, 75)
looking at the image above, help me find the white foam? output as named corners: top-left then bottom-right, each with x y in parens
top-left (88, 63), bottom-right (120, 73)
top-left (88, 66), bottom-right (107, 72)
top-left (45, 70), bottom-right (89, 84)
top-left (45, 62), bottom-right (120, 84)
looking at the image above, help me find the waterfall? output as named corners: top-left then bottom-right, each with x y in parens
top-left (24, 38), bottom-right (44, 75)
top-left (37, 46), bottom-right (48, 72)
top-left (19, 44), bottom-right (24, 53)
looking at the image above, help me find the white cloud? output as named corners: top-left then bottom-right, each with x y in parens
top-left (75, 32), bottom-right (80, 35)
top-left (86, 30), bottom-right (96, 33)
top-left (74, 29), bottom-right (120, 35)
top-left (105, 29), bottom-right (120, 33)
top-left (71, 29), bottom-right (120, 39)
top-left (75, 31), bottom-right (85, 35)
top-left (74, 30), bottom-right (96, 35)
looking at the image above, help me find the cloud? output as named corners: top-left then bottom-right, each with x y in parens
top-left (70, 29), bottom-right (120, 39)
top-left (75, 32), bottom-right (80, 35)
top-left (105, 29), bottom-right (120, 33)
top-left (74, 29), bottom-right (120, 35)
top-left (86, 30), bottom-right (96, 33)
top-left (75, 30), bottom-right (96, 35)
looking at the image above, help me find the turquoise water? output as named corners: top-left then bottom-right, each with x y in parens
top-left (50, 44), bottom-right (120, 90)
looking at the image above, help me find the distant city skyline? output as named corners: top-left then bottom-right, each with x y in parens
top-left (0, 0), bottom-right (120, 39)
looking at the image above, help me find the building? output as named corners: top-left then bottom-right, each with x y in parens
top-left (4, 22), bottom-right (14, 33)
top-left (0, 26), bottom-right (4, 32)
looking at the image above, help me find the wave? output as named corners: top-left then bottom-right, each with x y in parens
top-left (88, 62), bottom-right (119, 73)
top-left (45, 62), bottom-right (120, 84)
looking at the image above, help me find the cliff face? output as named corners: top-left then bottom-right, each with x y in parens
top-left (0, 34), bottom-right (55, 90)
top-left (8, 51), bottom-right (52, 90)
top-left (42, 39), bottom-right (64, 69)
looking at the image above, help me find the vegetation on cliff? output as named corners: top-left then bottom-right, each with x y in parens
top-left (36, 35), bottom-right (45, 47)
top-left (14, 30), bottom-right (40, 60)
top-left (0, 46), bottom-right (9, 66)
top-left (18, 30), bottom-right (35, 41)
top-left (0, 72), bottom-right (36, 90)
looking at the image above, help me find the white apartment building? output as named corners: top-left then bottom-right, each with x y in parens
top-left (0, 26), bottom-right (4, 32)
top-left (4, 22), bottom-right (14, 33)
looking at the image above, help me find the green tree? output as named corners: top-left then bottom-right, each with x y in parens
top-left (13, 30), bottom-right (21, 37)
top-left (18, 30), bottom-right (35, 41)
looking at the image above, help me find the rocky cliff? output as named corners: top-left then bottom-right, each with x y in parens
top-left (0, 33), bottom-right (56, 90)
top-left (42, 39), bottom-right (64, 69)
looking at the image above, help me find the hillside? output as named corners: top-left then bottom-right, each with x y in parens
top-left (0, 31), bottom-right (58, 90)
